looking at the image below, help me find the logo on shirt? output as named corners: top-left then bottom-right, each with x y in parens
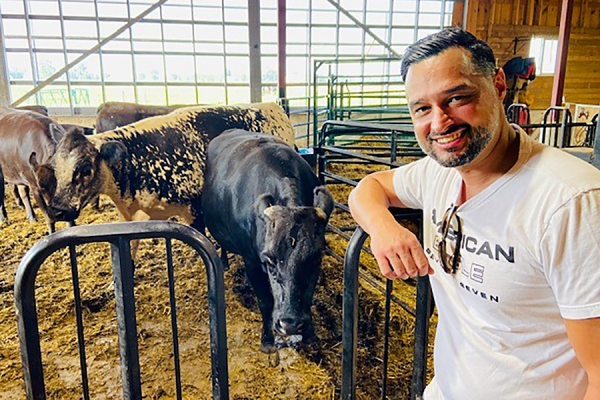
top-left (462, 262), bottom-right (485, 283)
top-left (432, 208), bottom-right (516, 264)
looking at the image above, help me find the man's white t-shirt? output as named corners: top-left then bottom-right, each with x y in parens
top-left (392, 127), bottom-right (600, 400)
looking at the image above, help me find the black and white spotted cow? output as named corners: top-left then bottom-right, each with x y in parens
top-left (44, 103), bottom-right (295, 236)
top-left (202, 130), bottom-right (333, 353)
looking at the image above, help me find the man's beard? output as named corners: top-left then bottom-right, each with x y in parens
top-left (423, 125), bottom-right (493, 168)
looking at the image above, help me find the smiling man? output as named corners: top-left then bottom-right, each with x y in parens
top-left (348, 27), bottom-right (600, 399)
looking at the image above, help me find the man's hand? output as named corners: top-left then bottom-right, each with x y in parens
top-left (348, 169), bottom-right (433, 280)
top-left (369, 217), bottom-right (433, 280)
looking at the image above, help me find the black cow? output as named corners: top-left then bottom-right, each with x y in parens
top-left (202, 130), bottom-right (334, 353)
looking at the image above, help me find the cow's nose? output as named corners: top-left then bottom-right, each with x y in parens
top-left (274, 318), bottom-right (304, 335)
top-left (49, 206), bottom-right (79, 221)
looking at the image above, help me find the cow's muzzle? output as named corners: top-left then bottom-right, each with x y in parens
top-left (274, 318), bottom-right (305, 336)
top-left (47, 206), bottom-right (79, 221)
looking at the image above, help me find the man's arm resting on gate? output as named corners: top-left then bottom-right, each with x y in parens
top-left (564, 317), bottom-right (600, 400)
top-left (348, 170), bottom-right (431, 279)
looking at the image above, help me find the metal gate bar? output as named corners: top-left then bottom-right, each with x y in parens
top-left (341, 210), bottom-right (432, 400)
top-left (14, 221), bottom-right (228, 400)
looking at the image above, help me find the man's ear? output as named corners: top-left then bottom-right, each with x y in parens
top-left (494, 68), bottom-right (508, 101)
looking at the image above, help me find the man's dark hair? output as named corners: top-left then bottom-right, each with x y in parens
top-left (400, 26), bottom-right (496, 82)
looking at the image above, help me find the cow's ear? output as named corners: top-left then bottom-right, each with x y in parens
top-left (35, 165), bottom-right (57, 198)
top-left (29, 152), bottom-right (39, 169)
top-left (99, 141), bottom-right (128, 180)
top-left (255, 193), bottom-right (276, 220)
top-left (313, 185), bottom-right (334, 220)
top-left (48, 123), bottom-right (66, 143)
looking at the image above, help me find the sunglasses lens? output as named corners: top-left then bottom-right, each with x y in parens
top-left (438, 205), bottom-right (461, 274)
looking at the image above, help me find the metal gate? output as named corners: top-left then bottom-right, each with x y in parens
top-left (14, 221), bottom-right (228, 400)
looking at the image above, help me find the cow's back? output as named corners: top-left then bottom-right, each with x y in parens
top-left (95, 102), bottom-right (182, 133)
top-left (0, 111), bottom-right (58, 185)
top-left (172, 102), bottom-right (295, 147)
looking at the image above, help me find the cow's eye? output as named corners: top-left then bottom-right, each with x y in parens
top-left (80, 164), bottom-right (92, 177)
top-left (77, 163), bottom-right (93, 180)
top-left (265, 257), bottom-right (277, 268)
top-left (260, 251), bottom-right (276, 268)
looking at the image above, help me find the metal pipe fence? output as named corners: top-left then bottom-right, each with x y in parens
top-left (14, 221), bottom-right (228, 400)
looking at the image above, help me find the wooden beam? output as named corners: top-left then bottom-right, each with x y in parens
top-left (465, 0), bottom-right (479, 33)
top-left (551, 0), bottom-right (575, 107)
top-left (452, 0), bottom-right (466, 27)
top-left (486, 0), bottom-right (496, 41)
top-left (513, 0), bottom-right (522, 25)
top-left (526, 0), bottom-right (536, 25)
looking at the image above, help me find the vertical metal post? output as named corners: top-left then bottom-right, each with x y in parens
top-left (360, 0), bottom-right (367, 108)
top-left (411, 220), bottom-right (432, 400)
top-left (313, 59), bottom-right (320, 147)
top-left (384, 0), bottom-right (394, 105)
top-left (159, 6), bottom-right (169, 104)
top-left (390, 130), bottom-right (398, 164)
top-left (277, 0), bottom-right (286, 99)
top-left (68, 245), bottom-right (91, 400)
top-left (22, 0), bottom-right (41, 105)
top-left (248, 0), bottom-right (262, 103)
top-left (220, 0), bottom-right (229, 104)
top-left (440, 0), bottom-right (447, 28)
top-left (15, 265), bottom-right (46, 399)
top-left (126, 0), bottom-right (139, 103)
top-left (560, 109), bottom-right (568, 147)
top-left (305, 0), bottom-right (313, 148)
top-left (57, 0), bottom-right (75, 114)
top-left (110, 237), bottom-right (142, 399)
top-left (341, 228), bottom-right (368, 399)
top-left (381, 279), bottom-right (393, 399)
top-left (190, 0), bottom-right (200, 105)
top-left (411, 276), bottom-right (432, 399)
top-left (165, 239), bottom-right (183, 400)
top-left (0, 6), bottom-right (12, 106)
top-left (413, 0), bottom-right (422, 43)
top-left (93, 0), bottom-right (107, 105)
top-left (592, 115), bottom-right (600, 169)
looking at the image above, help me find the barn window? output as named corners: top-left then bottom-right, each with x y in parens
top-left (529, 37), bottom-right (558, 75)
top-left (2, 0), bottom-right (454, 111)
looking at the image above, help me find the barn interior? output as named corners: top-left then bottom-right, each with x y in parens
top-left (0, 1), bottom-right (599, 399)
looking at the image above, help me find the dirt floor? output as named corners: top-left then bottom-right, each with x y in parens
top-left (0, 117), bottom-right (435, 399)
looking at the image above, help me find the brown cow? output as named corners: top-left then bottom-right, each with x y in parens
top-left (0, 107), bottom-right (71, 232)
top-left (3, 107), bottom-right (93, 216)
top-left (95, 102), bottom-right (186, 133)
top-left (15, 105), bottom-right (49, 116)
top-left (13, 105), bottom-right (94, 134)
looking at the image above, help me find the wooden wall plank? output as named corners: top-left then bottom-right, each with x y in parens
top-left (526, 0), bottom-right (536, 25)
top-left (452, 0), bottom-right (466, 26)
top-left (513, 0), bottom-right (522, 24)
